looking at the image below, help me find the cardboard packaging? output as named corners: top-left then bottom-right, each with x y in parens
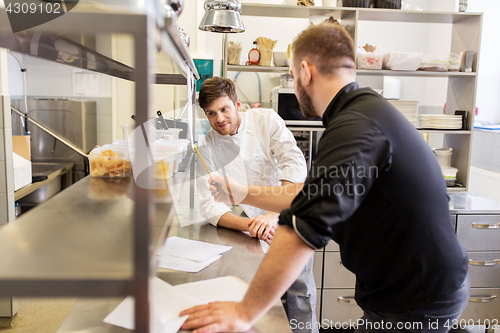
top-left (12, 135), bottom-right (31, 191)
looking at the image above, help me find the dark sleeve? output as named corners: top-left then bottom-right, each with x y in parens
top-left (278, 112), bottom-right (392, 249)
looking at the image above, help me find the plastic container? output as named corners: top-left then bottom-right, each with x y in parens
top-left (448, 53), bottom-right (462, 72)
top-left (154, 128), bottom-right (182, 140)
top-left (418, 55), bottom-right (450, 72)
top-left (441, 166), bottom-right (458, 187)
top-left (121, 124), bottom-right (135, 140)
top-left (356, 47), bottom-right (383, 69)
top-left (152, 148), bottom-right (176, 180)
top-left (374, 0), bottom-right (401, 8)
top-left (151, 139), bottom-right (189, 173)
top-left (419, 62), bottom-right (449, 72)
top-left (89, 146), bottom-right (131, 178)
top-left (383, 77), bottom-right (401, 100)
top-left (383, 52), bottom-right (423, 71)
top-left (434, 148), bottom-right (453, 167)
top-left (342, 0), bottom-right (372, 7)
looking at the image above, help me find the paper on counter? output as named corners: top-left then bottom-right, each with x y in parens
top-left (161, 236), bottom-right (232, 262)
top-left (103, 277), bottom-right (201, 332)
top-left (260, 239), bottom-right (270, 254)
top-left (173, 276), bottom-right (248, 304)
top-left (158, 253), bottom-right (222, 273)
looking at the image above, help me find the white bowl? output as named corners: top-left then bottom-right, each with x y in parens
top-left (323, 0), bottom-right (338, 6)
top-left (273, 52), bottom-right (288, 67)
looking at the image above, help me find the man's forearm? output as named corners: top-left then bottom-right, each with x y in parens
top-left (241, 182), bottom-right (303, 213)
top-left (240, 225), bottom-right (314, 322)
top-left (217, 212), bottom-right (250, 231)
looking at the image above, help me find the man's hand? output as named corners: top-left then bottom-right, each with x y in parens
top-left (180, 302), bottom-right (253, 333)
top-left (208, 175), bottom-right (247, 205)
top-left (262, 227), bottom-right (275, 245)
top-left (248, 211), bottom-right (279, 241)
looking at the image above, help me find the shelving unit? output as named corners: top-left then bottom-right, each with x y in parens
top-left (0, 3), bottom-right (198, 332)
top-left (222, 4), bottom-right (484, 327)
top-left (223, 3), bottom-right (482, 193)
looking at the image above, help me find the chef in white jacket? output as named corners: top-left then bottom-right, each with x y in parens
top-left (196, 77), bottom-right (318, 333)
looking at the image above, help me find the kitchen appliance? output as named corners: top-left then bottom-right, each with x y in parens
top-left (271, 87), bottom-right (322, 126)
top-left (11, 99), bottom-right (97, 181)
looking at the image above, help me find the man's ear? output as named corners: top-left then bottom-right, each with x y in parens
top-left (300, 60), bottom-right (312, 86)
top-left (235, 98), bottom-right (242, 110)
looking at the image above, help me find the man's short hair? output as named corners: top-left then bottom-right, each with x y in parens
top-left (292, 20), bottom-right (355, 76)
top-left (199, 76), bottom-right (238, 110)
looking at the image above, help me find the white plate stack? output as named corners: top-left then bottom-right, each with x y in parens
top-left (387, 100), bottom-right (418, 127)
top-left (418, 114), bottom-right (463, 130)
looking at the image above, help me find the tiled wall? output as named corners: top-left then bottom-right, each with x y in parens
top-left (471, 129), bottom-right (500, 172)
top-left (469, 129), bottom-right (500, 202)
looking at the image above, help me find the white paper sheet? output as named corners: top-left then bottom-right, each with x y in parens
top-left (158, 253), bottom-right (222, 273)
top-left (161, 236), bottom-right (232, 262)
top-left (173, 276), bottom-right (248, 304)
top-left (103, 277), bottom-right (201, 332)
top-left (260, 239), bottom-right (270, 254)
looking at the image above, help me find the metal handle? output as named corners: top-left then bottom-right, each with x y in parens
top-left (337, 296), bottom-right (356, 304)
top-left (469, 295), bottom-right (497, 303)
top-left (472, 223), bottom-right (500, 229)
top-left (469, 259), bottom-right (500, 266)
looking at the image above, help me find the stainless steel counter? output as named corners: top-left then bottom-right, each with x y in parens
top-left (0, 176), bottom-right (173, 297)
top-left (55, 180), bottom-right (291, 332)
top-left (449, 192), bottom-right (500, 214)
top-left (14, 162), bottom-right (73, 201)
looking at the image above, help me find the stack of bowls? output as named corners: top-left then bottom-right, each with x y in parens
top-left (433, 148), bottom-right (458, 187)
top-left (434, 148), bottom-right (452, 167)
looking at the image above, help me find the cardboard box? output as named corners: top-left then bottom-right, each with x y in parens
top-left (12, 135), bottom-right (31, 191)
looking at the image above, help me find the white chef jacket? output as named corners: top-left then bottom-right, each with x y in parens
top-left (197, 108), bottom-right (307, 226)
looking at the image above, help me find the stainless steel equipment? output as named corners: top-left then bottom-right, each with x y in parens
top-left (11, 99), bottom-right (97, 181)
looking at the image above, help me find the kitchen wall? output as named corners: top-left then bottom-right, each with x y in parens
top-left (468, 129), bottom-right (500, 202)
top-left (7, 47), bottom-right (114, 145)
top-left (467, 0), bottom-right (500, 125)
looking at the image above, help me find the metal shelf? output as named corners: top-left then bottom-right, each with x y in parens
top-left (0, 176), bottom-right (174, 297)
top-left (227, 64), bottom-right (290, 73)
top-left (417, 129), bottom-right (472, 134)
top-left (357, 70), bottom-right (476, 77)
top-left (239, 3), bottom-right (482, 23)
top-left (0, 5), bottom-right (199, 83)
top-left (447, 187), bottom-right (467, 193)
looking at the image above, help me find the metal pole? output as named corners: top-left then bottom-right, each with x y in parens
top-left (221, 33), bottom-right (227, 77)
top-left (133, 13), bottom-right (154, 333)
top-left (190, 76), bottom-right (196, 208)
top-left (11, 106), bottom-right (87, 157)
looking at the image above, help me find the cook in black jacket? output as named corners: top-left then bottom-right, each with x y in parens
top-left (180, 20), bottom-right (469, 333)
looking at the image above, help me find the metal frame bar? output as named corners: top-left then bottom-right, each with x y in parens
top-left (0, 4), bottom-right (199, 332)
top-left (133, 13), bottom-right (153, 332)
top-left (11, 106), bottom-right (87, 157)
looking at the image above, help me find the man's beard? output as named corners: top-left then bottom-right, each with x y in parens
top-left (296, 77), bottom-right (317, 119)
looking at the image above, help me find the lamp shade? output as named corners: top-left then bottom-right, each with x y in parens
top-left (198, 0), bottom-right (245, 33)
